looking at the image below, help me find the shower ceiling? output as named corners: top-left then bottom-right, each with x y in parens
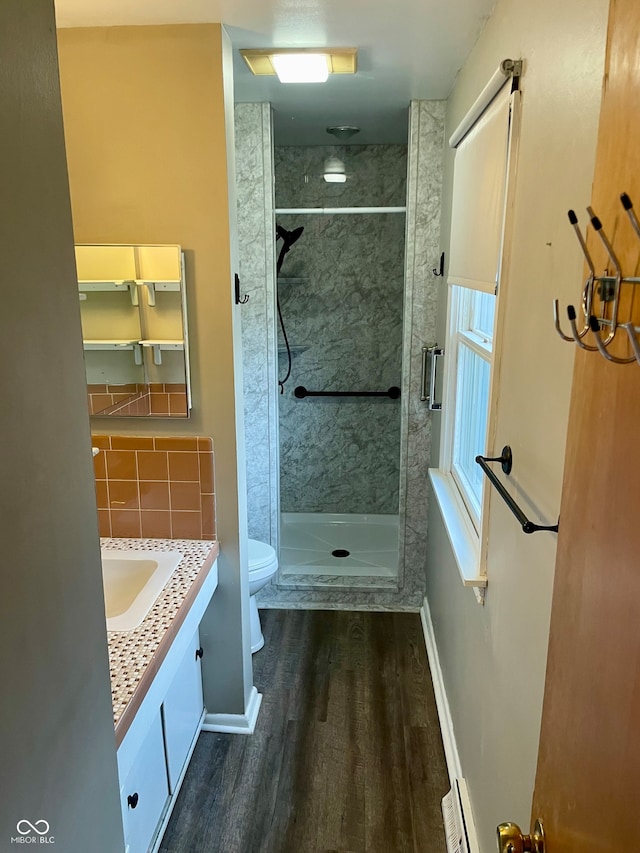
top-left (54, 0), bottom-right (496, 145)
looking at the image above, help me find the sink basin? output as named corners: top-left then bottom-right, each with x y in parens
top-left (101, 549), bottom-right (183, 631)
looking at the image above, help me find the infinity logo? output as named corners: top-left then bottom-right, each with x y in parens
top-left (16, 820), bottom-right (50, 836)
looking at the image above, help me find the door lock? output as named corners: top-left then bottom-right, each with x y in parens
top-left (497, 819), bottom-right (545, 853)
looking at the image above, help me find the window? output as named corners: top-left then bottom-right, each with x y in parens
top-left (449, 287), bottom-right (495, 529)
top-left (431, 76), bottom-right (520, 586)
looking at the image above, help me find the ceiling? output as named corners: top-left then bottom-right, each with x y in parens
top-left (54, 0), bottom-right (496, 146)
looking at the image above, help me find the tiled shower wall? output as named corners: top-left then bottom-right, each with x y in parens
top-left (92, 435), bottom-right (215, 540)
top-left (259, 101), bottom-right (445, 609)
top-left (275, 144), bottom-right (407, 513)
top-left (235, 103), bottom-right (279, 547)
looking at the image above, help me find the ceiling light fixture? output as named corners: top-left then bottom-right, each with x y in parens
top-left (240, 48), bottom-right (357, 84)
top-left (326, 125), bottom-right (360, 141)
top-left (272, 53), bottom-right (329, 83)
top-left (323, 156), bottom-right (347, 183)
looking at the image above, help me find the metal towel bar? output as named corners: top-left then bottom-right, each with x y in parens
top-left (475, 446), bottom-right (559, 534)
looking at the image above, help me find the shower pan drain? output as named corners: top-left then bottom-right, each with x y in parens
top-left (332, 549), bottom-right (350, 558)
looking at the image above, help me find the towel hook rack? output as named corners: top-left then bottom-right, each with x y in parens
top-left (552, 192), bottom-right (640, 366)
top-left (553, 211), bottom-right (596, 344)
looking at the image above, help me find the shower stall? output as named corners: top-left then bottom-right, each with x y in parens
top-left (235, 100), bottom-right (445, 606)
top-left (274, 144), bottom-right (407, 586)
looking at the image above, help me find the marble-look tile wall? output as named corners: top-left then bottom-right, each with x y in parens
top-left (276, 145), bottom-right (407, 513)
top-left (396, 99), bottom-right (447, 599)
top-left (275, 144), bottom-right (407, 208)
top-left (259, 101), bottom-right (445, 609)
top-left (235, 104), bottom-right (279, 547)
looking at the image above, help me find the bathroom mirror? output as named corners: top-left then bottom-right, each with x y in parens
top-left (77, 243), bottom-right (192, 418)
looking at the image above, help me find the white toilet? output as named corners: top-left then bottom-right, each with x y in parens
top-left (247, 538), bottom-right (278, 653)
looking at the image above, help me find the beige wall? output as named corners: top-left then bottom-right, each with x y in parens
top-left (57, 24), bottom-right (252, 714)
top-left (1, 2), bottom-right (124, 849)
top-left (427, 0), bottom-right (609, 847)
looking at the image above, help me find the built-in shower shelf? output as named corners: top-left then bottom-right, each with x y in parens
top-left (277, 345), bottom-right (309, 358)
top-left (277, 277), bottom-right (307, 286)
top-left (275, 207), bottom-right (406, 215)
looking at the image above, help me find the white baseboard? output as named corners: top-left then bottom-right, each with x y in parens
top-left (420, 596), bottom-right (462, 782)
top-left (202, 685), bottom-right (263, 735)
top-left (421, 596), bottom-right (481, 853)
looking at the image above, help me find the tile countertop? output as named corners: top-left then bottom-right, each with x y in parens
top-left (102, 537), bottom-right (219, 747)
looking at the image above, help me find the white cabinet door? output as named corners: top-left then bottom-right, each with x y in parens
top-left (163, 629), bottom-right (204, 792)
top-left (121, 710), bottom-right (169, 853)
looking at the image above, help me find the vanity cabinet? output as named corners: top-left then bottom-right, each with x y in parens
top-left (163, 632), bottom-right (205, 793)
top-left (118, 628), bottom-right (204, 853)
top-left (120, 711), bottom-right (169, 853)
top-left (114, 551), bottom-right (217, 853)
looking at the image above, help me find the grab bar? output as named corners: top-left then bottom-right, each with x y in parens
top-left (421, 344), bottom-right (444, 409)
top-left (294, 386), bottom-right (400, 399)
top-left (475, 446), bottom-right (559, 534)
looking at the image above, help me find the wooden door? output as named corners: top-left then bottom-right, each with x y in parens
top-left (529, 0), bottom-right (640, 846)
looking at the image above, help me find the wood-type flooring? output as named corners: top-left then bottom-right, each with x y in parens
top-left (160, 609), bottom-right (449, 853)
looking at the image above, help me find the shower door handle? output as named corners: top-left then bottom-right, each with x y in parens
top-left (421, 344), bottom-right (444, 410)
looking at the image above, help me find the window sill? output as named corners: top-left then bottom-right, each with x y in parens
top-left (428, 469), bottom-right (487, 588)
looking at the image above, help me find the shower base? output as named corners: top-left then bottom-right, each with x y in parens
top-left (279, 513), bottom-right (398, 582)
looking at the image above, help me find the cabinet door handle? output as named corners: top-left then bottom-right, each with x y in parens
top-left (195, 647), bottom-right (204, 660)
top-left (127, 793), bottom-right (139, 809)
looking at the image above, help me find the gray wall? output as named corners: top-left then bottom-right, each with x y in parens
top-left (0, 2), bottom-right (124, 850)
top-left (276, 145), bottom-right (406, 514)
top-left (425, 0), bottom-right (609, 848)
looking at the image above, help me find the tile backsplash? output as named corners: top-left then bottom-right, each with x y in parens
top-left (88, 384), bottom-right (188, 417)
top-left (93, 435), bottom-right (215, 540)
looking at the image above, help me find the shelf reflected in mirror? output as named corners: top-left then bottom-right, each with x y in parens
top-left (77, 244), bottom-right (192, 418)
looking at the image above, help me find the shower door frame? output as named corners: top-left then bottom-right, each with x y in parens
top-left (268, 101), bottom-right (445, 600)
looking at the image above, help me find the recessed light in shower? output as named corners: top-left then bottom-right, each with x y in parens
top-left (323, 155), bottom-right (347, 183)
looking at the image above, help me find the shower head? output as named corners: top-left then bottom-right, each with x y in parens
top-left (276, 225), bottom-right (304, 250)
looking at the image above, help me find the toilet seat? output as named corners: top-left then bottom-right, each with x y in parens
top-left (248, 538), bottom-right (278, 582)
